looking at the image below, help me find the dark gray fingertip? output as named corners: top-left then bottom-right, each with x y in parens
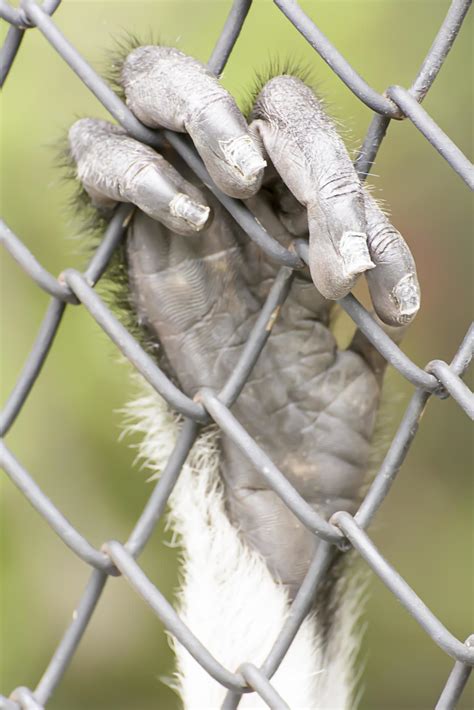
top-left (121, 46), bottom-right (266, 198)
top-left (364, 191), bottom-right (420, 326)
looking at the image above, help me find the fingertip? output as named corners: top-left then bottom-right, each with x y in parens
top-left (305, 189), bottom-right (375, 301)
top-left (308, 224), bottom-right (368, 302)
top-left (169, 193), bottom-right (211, 231)
top-left (339, 231), bottom-right (375, 279)
top-left (308, 246), bottom-right (356, 301)
top-left (220, 135), bottom-right (267, 184)
top-left (367, 269), bottom-right (420, 326)
top-left (127, 163), bottom-right (212, 236)
top-left (201, 132), bottom-right (267, 199)
top-left (392, 273), bottom-right (420, 321)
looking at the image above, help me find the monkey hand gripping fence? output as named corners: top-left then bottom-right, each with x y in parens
top-left (1, 0), bottom-right (473, 708)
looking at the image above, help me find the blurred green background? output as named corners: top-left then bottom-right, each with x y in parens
top-left (1, 1), bottom-right (472, 709)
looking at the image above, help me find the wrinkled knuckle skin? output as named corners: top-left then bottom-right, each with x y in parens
top-left (368, 223), bottom-right (403, 262)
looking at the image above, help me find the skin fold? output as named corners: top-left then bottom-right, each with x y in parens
top-left (68, 46), bottom-right (420, 600)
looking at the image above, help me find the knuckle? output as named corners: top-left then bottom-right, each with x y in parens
top-left (368, 223), bottom-right (402, 261)
top-left (318, 171), bottom-right (361, 201)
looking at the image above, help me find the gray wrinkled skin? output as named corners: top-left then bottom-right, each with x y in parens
top-left (68, 46), bottom-right (421, 598)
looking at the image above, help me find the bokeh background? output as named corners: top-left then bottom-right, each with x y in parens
top-left (1, 1), bottom-right (472, 709)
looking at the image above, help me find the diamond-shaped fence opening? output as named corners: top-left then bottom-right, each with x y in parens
top-left (1, 1), bottom-right (473, 708)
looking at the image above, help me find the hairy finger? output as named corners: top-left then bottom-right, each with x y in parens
top-left (121, 46), bottom-right (267, 199)
top-left (251, 75), bottom-right (374, 300)
top-left (69, 118), bottom-right (210, 235)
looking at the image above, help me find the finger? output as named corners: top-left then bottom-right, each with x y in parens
top-left (120, 46), bottom-right (267, 199)
top-left (250, 75), bottom-right (374, 300)
top-left (363, 191), bottom-right (420, 326)
top-left (68, 118), bottom-right (210, 235)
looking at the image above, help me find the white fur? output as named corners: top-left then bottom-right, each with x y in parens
top-left (122, 380), bottom-right (363, 709)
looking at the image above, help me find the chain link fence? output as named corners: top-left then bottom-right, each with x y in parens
top-left (1, 0), bottom-right (473, 708)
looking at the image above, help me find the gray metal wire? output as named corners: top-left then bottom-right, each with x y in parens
top-left (1, 0), bottom-right (473, 708)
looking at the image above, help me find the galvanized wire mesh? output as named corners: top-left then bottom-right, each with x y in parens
top-left (1, 0), bottom-right (473, 708)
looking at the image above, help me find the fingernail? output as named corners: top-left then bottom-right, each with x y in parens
top-left (340, 231), bottom-right (375, 277)
top-left (219, 135), bottom-right (267, 181)
top-left (169, 193), bottom-right (210, 230)
top-left (393, 273), bottom-right (420, 318)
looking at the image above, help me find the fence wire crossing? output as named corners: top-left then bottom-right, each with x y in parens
top-left (1, 0), bottom-right (473, 707)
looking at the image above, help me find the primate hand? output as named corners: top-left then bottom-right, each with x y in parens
top-left (68, 46), bottom-right (420, 596)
